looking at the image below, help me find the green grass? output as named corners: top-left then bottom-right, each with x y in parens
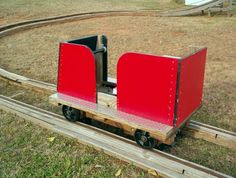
top-left (0, 110), bottom-right (147, 178)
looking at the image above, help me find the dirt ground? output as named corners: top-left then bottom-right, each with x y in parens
top-left (0, 0), bottom-right (182, 25)
top-left (1, 15), bottom-right (235, 132)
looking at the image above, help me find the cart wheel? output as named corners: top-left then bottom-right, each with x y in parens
top-left (62, 105), bottom-right (81, 122)
top-left (134, 130), bottom-right (157, 149)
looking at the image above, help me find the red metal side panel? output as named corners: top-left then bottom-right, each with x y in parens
top-left (176, 48), bottom-right (207, 127)
top-left (57, 43), bottom-right (96, 103)
top-left (117, 53), bottom-right (178, 126)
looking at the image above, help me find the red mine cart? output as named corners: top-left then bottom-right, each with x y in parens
top-left (50, 35), bottom-right (207, 149)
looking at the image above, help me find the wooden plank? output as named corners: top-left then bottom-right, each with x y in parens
top-left (184, 121), bottom-right (236, 150)
top-left (49, 93), bottom-right (175, 143)
top-left (0, 68), bottom-right (56, 93)
top-left (0, 68), bottom-right (28, 81)
top-left (97, 92), bottom-right (117, 109)
top-left (0, 95), bottom-right (231, 178)
top-left (24, 79), bottom-right (56, 92)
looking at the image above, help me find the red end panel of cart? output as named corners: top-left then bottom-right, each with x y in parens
top-left (57, 43), bottom-right (96, 103)
top-left (176, 48), bottom-right (207, 127)
top-left (117, 53), bottom-right (178, 126)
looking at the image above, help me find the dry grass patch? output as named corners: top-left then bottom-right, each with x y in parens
top-left (0, 0), bottom-right (183, 25)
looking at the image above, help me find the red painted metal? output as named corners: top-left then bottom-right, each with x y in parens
top-left (57, 43), bottom-right (96, 102)
top-left (176, 48), bottom-right (207, 127)
top-left (117, 53), bottom-right (179, 126)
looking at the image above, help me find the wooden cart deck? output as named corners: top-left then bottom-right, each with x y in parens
top-left (50, 92), bottom-right (177, 144)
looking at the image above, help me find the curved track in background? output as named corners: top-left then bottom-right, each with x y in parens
top-left (0, 10), bottom-right (159, 38)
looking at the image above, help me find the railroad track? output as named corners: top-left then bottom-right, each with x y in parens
top-left (0, 10), bottom-right (160, 38)
top-left (0, 95), bottom-right (232, 178)
top-left (0, 68), bottom-right (235, 150)
top-left (0, 3), bottom-right (234, 177)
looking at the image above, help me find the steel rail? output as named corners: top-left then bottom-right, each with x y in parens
top-left (0, 95), bottom-right (232, 178)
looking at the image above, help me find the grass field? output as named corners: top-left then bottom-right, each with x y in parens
top-left (0, 0), bottom-right (236, 177)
